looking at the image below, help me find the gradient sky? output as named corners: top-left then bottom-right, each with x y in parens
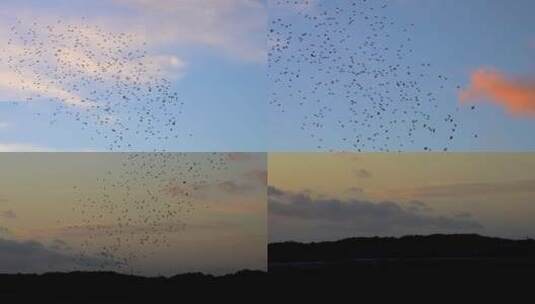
top-left (268, 0), bottom-right (535, 151)
top-left (269, 153), bottom-right (535, 242)
top-left (1, 1), bottom-right (533, 152)
top-left (0, 153), bottom-right (266, 276)
top-left (0, 0), bottom-right (267, 152)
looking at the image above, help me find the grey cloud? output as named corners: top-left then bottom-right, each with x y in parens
top-left (0, 238), bottom-right (117, 274)
top-left (406, 200), bottom-right (433, 213)
top-left (268, 186), bottom-right (285, 197)
top-left (354, 168), bottom-right (372, 179)
top-left (218, 181), bottom-right (255, 194)
top-left (195, 177), bottom-right (263, 195)
top-left (269, 187), bottom-right (483, 239)
top-left (0, 226), bottom-right (10, 236)
top-left (245, 169), bottom-right (267, 185)
top-left (1, 209), bottom-right (16, 219)
top-left (49, 239), bottom-right (72, 252)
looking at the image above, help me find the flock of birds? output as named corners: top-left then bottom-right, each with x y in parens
top-left (0, 17), bottom-right (241, 274)
top-left (269, 0), bottom-right (478, 151)
top-left (0, 0), bottom-right (486, 273)
top-left (2, 3), bottom-right (480, 152)
top-left (2, 18), bottom-right (184, 151)
top-left (68, 153), bottom-right (232, 272)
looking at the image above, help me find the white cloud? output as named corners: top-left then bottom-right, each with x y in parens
top-left (0, 70), bottom-right (84, 105)
top-left (0, 143), bottom-right (55, 152)
top-left (0, 10), bottom-right (188, 107)
top-left (112, 0), bottom-right (267, 62)
top-left (0, 1), bottom-right (265, 107)
top-left (268, 0), bottom-right (317, 11)
top-left (0, 1), bottom-right (265, 151)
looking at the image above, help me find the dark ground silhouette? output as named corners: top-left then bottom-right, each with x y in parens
top-left (2, 234), bottom-right (534, 301)
top-left (269, 234), bottom-right (535, 263)
top-left (0, 270), bottom-right (267, 302)
top-left (269, 234), bottom-right (535, 299)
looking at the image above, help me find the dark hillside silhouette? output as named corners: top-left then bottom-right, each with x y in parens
top-left (268, 234), bottom-right (535, 298)
top-left (0, 270), bottom-right (266, 302)
top-left (2, 234), bottom-right (535, 301)
top-left (269, 234), bottom-right (535, 263)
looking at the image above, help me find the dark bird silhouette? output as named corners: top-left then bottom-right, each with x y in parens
top-left (70, 153), bottom-right (233, 273)
top-left (269, 0), bottom-right (479, 151)
top-left (2, 18), bottom-right (185, 151)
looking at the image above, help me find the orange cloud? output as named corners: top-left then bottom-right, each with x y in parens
top-left (460, 68), bottom-right (535, 116)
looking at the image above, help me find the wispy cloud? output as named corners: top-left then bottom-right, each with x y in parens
top-left (0, 143), bottom-right (55, 152)
top-left (0, 237), bottom-right (118, 273)
top-left (217, 180), bottom-right (255, 194)
top-left (0, 19), bottom-right (185, 107)
top-left (193, 180), bottom-right (259, 198)
top-left (112, 0), bottom-right (267, 62)
top-left (383, 179), bottom-right (535, 199)
top-left (268, 0), bottom-right (317, 12)
top-left (0, 70), bottom-right (85, 106)
top-left (460, 68), bottom-right (535, 116)
top-left (354, 168), bottom-right (372, 179)
top-left (245, 169), bottom-right (267, 185)
top-left (1, 209), bottom-right (16, 220)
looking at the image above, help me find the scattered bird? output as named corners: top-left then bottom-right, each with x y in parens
top-left (69, 153), bottom-right (233, 273)
top-left (2, 18), bottom-right (185, 151)
top-left (269, 0), bottom-right (478, 151)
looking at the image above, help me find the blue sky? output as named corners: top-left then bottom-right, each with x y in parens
top-left (0, 0), bottom-right (534, 152)
top-left (268, 0), bottom-right (535, 151)
top-left (0, 0), bottom-right (267, 151)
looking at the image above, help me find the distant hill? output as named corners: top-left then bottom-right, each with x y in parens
top-left (3, 234), bottom-right (535, 301)
top-left (0, 270), bottom-right (266, 302)
top-left (269, 234), bottom-right (535, 263)
top-left (268, 234), bottom-right (535, 297)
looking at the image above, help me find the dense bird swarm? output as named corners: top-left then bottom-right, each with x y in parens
top-left (69, 153), bottom-right (231, 272)
top-left (2, 18), bottom-right (184, 151)
top-left (269, 0), bottom-right (478, 151)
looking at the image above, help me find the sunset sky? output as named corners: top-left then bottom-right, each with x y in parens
top-left (269, 153), bottom-right (535, 242)
top-left (0, 153), bottom-right (266, 275)
top-left (2, 0), bottom-right (535, 285)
